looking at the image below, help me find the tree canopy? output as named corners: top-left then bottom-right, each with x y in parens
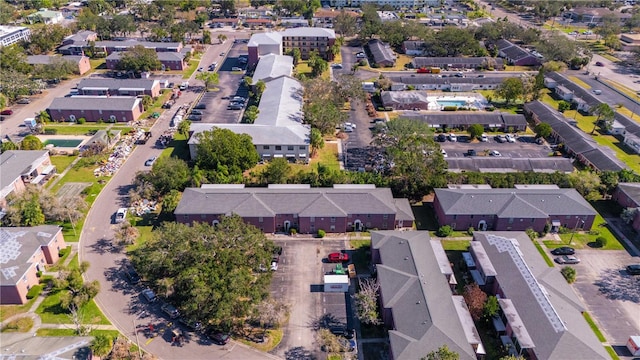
top-left (131, 216), bottom-right (275, 330)
top-left (496, 77), bottom-right (525, 105)
top-left (194, 128), bottom-right (260, 178)
top-left (117, 45), bottom-right (162, 73)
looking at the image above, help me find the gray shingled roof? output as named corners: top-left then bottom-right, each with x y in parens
top-left (413, 57), bottom-right (504, 68)
top-left (252, 54), bottom-right (293, 85)
top-left (281, 27), bottom-right (335, 38)
top-left (27, 55), bottom-right (85, 65)
top-left (616, 183), bottom-right (640, 206)
top-left (371, 231), bottom-right (477, 360)
top-left (381, 91), bottom-right (429, 105)
top-left (77, 78), bottom-right (158, 91)
top-left (445, 157), bottom-right (575, 173)
top-left (174, 186), bottom-right (412, 219)
top-left (48, 96), bottom-right (141, 111)
top-left (390, 75), bottom-right (504, 86)
top-left (405, 112), bottom-right (526, 127)
top-left (0, 226), bottom-right (62, 286)
top-left (472, 232), bottom-right (608, 360)
top-left (368, 39), bottom-right (395, 65)
top-left (435, 188), bottom-right (596, 217)
top-left (0, 151), bottom-right (50, 195)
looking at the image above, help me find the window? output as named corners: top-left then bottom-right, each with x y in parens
top-left (263, 145), bottom-right (270, 150)
top-left (382, 222), bottom-right (387, 229)
top-left (331, 217), bottom-right (336, 223)
top-left (288, 146), bottom-right (294, 150)
top-left (470, 215), bottom-right (474, 219)
top-left (259, 217), bottom-right (263, 223)
top-left (310, 217), bottom-right (315, 222)
top-left (565, 215), bottom-right (571, 219)
top-left (531, 218), bottom-right (535, 223)
top-left (299, 146), bottom-right (306, 150)
top-left (453, 215), bottom-right (457, 220)
top-left (508, 218), bottom-right (514, 224)
top-left (383, 214), bottom-right (388, 220)
top-left (275, 145), bottom-right (282, 150)
top-left (201, 214), bottom-right (206, 219)
top-left (330, 225), bottom-right (335, 231)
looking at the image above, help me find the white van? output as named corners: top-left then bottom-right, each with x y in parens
top-left (179, 82), bottom-right (189, 90)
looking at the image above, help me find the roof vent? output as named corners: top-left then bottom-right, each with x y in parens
top-left (416, 301), bottom-right (421, 304)
top-left (399, 240), bottom-right (404, 244)
top-left (404, 256), bottom-right (409, 260)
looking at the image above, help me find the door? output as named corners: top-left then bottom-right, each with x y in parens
top-left (353, 220), bottom-right (362, 231)
top-left (478, 220), bottom-right (487, 231)
top-left (284, 221), bottom-right (291, 233)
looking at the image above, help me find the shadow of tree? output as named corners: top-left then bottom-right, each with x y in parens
top-left (88, 237), bottom-right (123, 255)
top-left (594, 268), bottom-right (640, 303)
top-left (285, 346), bottom-right (317, 360)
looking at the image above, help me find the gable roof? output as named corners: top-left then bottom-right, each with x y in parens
top-left (48, 96), bottom-right (141, 111)
top-left (413, 57), bottom-right (504, 68)
top-left (371, 231), bottom-right (478, 360)
top-left (616, 183), bottom-right (640, 205)
top-left (472, 232), bottom-right (608, 360)
top-left (27, 55), bottom-right (87, 65)
top-left (435, 188), bottom-right (597, 217)
top-left (175, 185), bottom-right (411, 219)
top-left (0, 226), bottom-right (62, 286)
top-left (368, 39), bottom-right (395, 64)
top-left (248, 32), bottom-right (283, 47)
top-left (77, 78), bottom-right (159, 91)
top-left (0, 151), bottom-right (49, 198)
top-left (252, 54), bottom-right (293, 85)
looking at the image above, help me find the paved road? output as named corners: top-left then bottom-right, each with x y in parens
top-left (79, 41), bottom-right (279, 359)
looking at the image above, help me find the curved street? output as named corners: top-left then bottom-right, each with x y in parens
top-left (77, 38), bottom-right (279, 359)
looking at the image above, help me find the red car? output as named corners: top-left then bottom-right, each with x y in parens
top-left (595, 61), bottom-right (604, 67)
top-left (328, 252), bottom-right (349, 263)
top-left (0, 109), bottom-right (13, 115)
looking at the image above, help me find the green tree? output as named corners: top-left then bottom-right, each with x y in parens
top-left (196, 71), bottom-right (220, 89)
top-left (568, 170), bottom-right (602, 201)
top-left (1, 140), bottom-right (19, 153)
top-left (310, 128), bottom-right (324, 156)
top-left (243, 105), bottom-right (260, 124)
top-left (334, 9), bottom-right (357, 36)
top-left (143, 156), bottom-right (191, 195)
top-left (534, 122), bottom-right (552, 139)
top-left (177, 119), bottom-right (191, 138)
top-left (468, 124), bottom-right (484, 140)
top-left (532, 68), bottom-right (545, 100)
top-left (304, 100), bottom-right (346, 135)
top-left (117, 45), bottom-right (162, 73)
top-left (0, 45), bottom-right (31, 73)
top-left (483, 295), bottom-right (499, 319)
top-left (354, 278), bottom-right (380, 325)
top-left (110, 14), bottom-right (136, 37)
top-left (496, 78), bottom-right (525, 105)
top-left (21, 197), bottom-right (45, 226)
top-left (558, 100), bottom-right (571, 113)
top-left (261, 158), bottom-right (291, 184)
top-left (254, 80), bottom-right (266, 101)
top-left (202, 30), bottom-right (211, 45)
top-left (131, 216), bottom-right (275, 329)
top-left (90, 334), bottom-right (113, 357)
top-left (536, 33), bottom-right (581, 64)
top-left (161, 189), bottom-right (182, 217)
top-left (21, 135), bottom-right (43, 150)
top-left (308, 51), bottom-right (328, 77)
top-left (0, 0), bottom-right (15, 24)
top-left (422, 345), bottom-right (460, 360)
top-left (194, 128), bottom-right (260, 174)
top-left (560, 266), bottom-right (577, 283)
top-left (27, 24), bottom-right (71, 55)
top-left (589, 103), bottom-right (615, 134)
top-left (290, 48), bottom-right (301, 65)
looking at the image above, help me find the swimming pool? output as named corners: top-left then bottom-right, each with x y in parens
top-left (43, 139), bottom-right (83, 147)
top-left (437, 100), bottom-right (470, 108)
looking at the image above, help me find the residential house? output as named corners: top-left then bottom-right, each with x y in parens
top-left (433, 185), bottom-right (597, 232)
top-left (60, 2), bottom-right (84, 17)
top-left (209, 18), bottom-right (240, 28)
top-left (105, 50), bottom-right (187, 71)
top-left (47, 96), bottom-right (144, 123)
top-left (389, 75), bottom-right (503, 92)
top-left (381, 91), bottom-right (430, 110)
top-left (563, 7), bottom-right (631, 24)
top-left (174, 184), bottom-right (415, 233)
top-left (403, 112), bottom-right (528, 131)
top-left (281, 27), bottom-right (336, 61)
top-left (367, 39), bottom-right (395, 67)
top-left (0, 151), bottom-right (55, 203)
top-left (0, 226), bottom-right (66, 304)
top-left (189, 75), bottom-right (310, 162)
top-left (243, 18), bottom-right (273, 28)
top-left (402, 41), bottom-right (425, 56)
top-left (312, 9), bottom-right (359, 28)
top-left (280, 17), bottom-right (309, 28)
top-left (623, 132), bottom-right (640, 155)
top-left (469, 231), bottom-right (609, 360)
top-left (27, 9), bottom-right (63, 24)
top-left (77, 78), bottom-right (162, 97)
top-left (251, 54), bottom-right (293, 86)
top-left (61, 30), bottom-right (97, 46)
top-left (247, 32), bottom-right (283, 67)
top-left (524, 100), bottom-right (627, 172)
top-left (329, 0), bottom-right (428, 7)
top-left (412, 57), bottom-right (504, 70)
top-left (370, 230), bottom-right (483, 360)
top-left (554, 85), bottom-right (574, 101)
top-left (0, 26), bottom-right (31, 47)
top-left (495, 39), bottom-right (540, 66)
top-left (26, 55), bottom-right (91, 75)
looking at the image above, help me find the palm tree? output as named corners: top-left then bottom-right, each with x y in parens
top-left (589, 103), bottom-right (615, 134)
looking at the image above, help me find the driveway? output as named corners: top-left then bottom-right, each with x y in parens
top-left (271, 239), bottom-right (351, 359)
top-left (570, 250), bottom-right (640, 351)
top-left (439, 135), bottom-right (550, 158)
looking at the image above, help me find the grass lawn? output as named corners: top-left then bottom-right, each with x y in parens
top-left (183, 59), bottom-right (200, 79)
top-left (544, 213), bottom-right (624, 250)
top-left (140, 91), bottom-right (172, 120)
top-left (47, 246), bottom-right (72, 272)
top-left (310, 141), bottom-right (339, 171)
top-left (349, 239), bottom-right (371, 275)
top-left (237, 329), bottom-right (283, 352)
top-left (567, 76), bottom-right (591, 89)
top-left (89, 58), bottom-right (106, 70)
top-left (36, 292), bottom-right (110, 325)
top-left (37, 328), bottom-right (120, 338)
top-left (295, 61), bottom-right (313, 77)
top-left (605, 346), bottom-right (621, 360)
top-left (0, 296), bottom-right (38, 322)
top-left (1, 317), bottom-right (34, 332)
top-left (534, 241), bottom-right (555, 267)
top-left (583, 311), bottom-right (606, 342)
top-left (49, 155), bottom-right (77, 172)
top-left (441, 240), bottom-right (470, 251)
top-left (45, 124), bottom-right (111, 136)
top-left (600, 53), bottom-right (620, 62)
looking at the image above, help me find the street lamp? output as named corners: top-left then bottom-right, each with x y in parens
top-left (133, 311), bottom-right (146, 358)
top-left (568, 218), bottom-right (585, 245)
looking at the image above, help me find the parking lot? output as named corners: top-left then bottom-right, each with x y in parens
top-left (570, 250), bottom-right (640, 353)
top-left (193, 41), bottom-right (250, 125)
top-left (438, 135), bottom-right (551, 158)
top-left (270, 239), bottom-right (354, 358)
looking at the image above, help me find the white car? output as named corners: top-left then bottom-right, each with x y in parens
top-left (344, 122), bottom-right (356, 129)
top-left (449, 133), bottom-right (457, 142)
top-left (481, 133), bottom-right (488, 142)
top-left (489, 150), bottom-right (501, 157)
top-left (505, 134), bottom-right (516, 143)
top-left (270, 261), bottom-right (278, 271)
top-left (356, 52), bottom-right (366, 59)
top-left (441, 149), bottom-right (448, 158)
top-left (115, 208), bottom-right (127, 223)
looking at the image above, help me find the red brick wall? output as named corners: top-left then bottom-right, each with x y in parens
top-left (612, 187), bottom-right (640, 209)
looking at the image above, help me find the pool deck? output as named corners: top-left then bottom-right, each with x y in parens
top-left (37, 135), bottom-right (90, 154)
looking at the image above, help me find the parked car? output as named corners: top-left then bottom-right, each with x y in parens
top-left (480, 133), bottom-right (488, 142)
top-left (220, 52), bottom-right (225, 56)
top-left (626, 264), bottom-right (640, 275)
top-left (356, 52), bottom-right (366, 58)
top-left (270, 261), bottom-right (278, 271)
top-left (465, 149), bottom-right (476, 156)
top-left (125, 267), bottom-right (140, 284)
top-left (197, 67), bottom-right (203, 72)
top-left (595, 61), bottom-right (604, 67)
top-left (142, 288), bottom-right (157, 302)
top-left (489, 150), bottom-right (501, 157)
top-left (161, 303), bottom-right (180, 319)
top-left (194, 103), bottom-right (206, 109)
top-left (441, 149), bottom-right (447, 158)
top-left (505, 134), bottom-right (516, 143)
top-left (191, 110), bottom-right (203, 115)
top-left (0, 109), bottom-right (13, 115)
top-left (115, 208), bottom-right (127, 223)
top-left (17, 97), bottom-right (31, 104)
top-left (495, 135), bottom-right (506, 143)
top-left (437, 134), bottom-right (447, 142)
top-left (231, 66), bottom-right (243, 71)
top-left (144, 157), bottom-right (157, 166)
top-left (344, 122), bottom-right (356, 129)
top-left (551, 246), bottom-right (575, 256)
top-left (555, 255), bottom-right (580, 264)
top-left (328, 252), bottom-right (349, 263)
top-left (208, 330), bottom-right (231, 345)
top-left (187, 114), bottom-right (202, 121)
top-left (449, 133), bottom-right (457, 142)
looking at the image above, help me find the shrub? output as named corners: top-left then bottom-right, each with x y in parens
top-left (36, 271), bottom-right (42, 277)
top-left (317, 229), bottom-right (326, 238)
top-left (43, 129), bottom-right (58, 135)
top-left (467, 227), bottom-right (474, 236)
top-left (558, 226), bottom-right (571, 234)
top-left (588, 229), bottom-right (600, 236)
top-left (543, 222), bottom-right (551, 235)
top-left (59, 247), bottom-right (70, 257)
top-left (442, 106), bottom-right (458, 111)
top-left (561, 266), bottom-right (577, 283)
top-left (594, 236), bottom-right (607, 248)
top-left (525, 228), bottom-right (538, 241)
top-left (77, 117), bottom-right (86, 124)
top-left (26, 285), bottom-right (42, 299)
top-left (289, 228), bottom-right (297, 235)
top-left (437, 225), bottom-right (453, 237)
